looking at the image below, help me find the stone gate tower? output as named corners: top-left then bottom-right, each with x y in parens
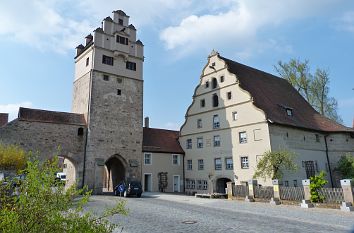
top-left (72, 10), bottom-right (144, 194)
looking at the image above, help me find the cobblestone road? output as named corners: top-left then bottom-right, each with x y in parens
top-left (87, 193), bottom-right (354, 233)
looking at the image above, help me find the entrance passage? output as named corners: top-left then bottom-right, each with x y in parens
top-left (216, 178), bottom-right (232, 194)
top-left (104, 155), bottom-right (126, 192)
top-left (144, 174), bottom-right (152, 192)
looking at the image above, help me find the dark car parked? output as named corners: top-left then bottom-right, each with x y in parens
top-left (114, 180), bottom-right (142, 198)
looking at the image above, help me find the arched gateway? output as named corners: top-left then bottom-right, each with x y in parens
top-left (216, 177), bottom-right (232, 194)
top-left (103, 155), bottom-right (127, 192)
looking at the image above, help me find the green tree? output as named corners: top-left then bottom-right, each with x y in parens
top-left (335, 153), bottom-right (354, 178)
top-left (0, 143), bottom-right (28, 171)
top-left (275, 59), bottom-right (342, 123)
top-left (0, 157), bottom-right (128, 233)
top-left (253, 150), bottom-right (297, 180)
top-left (309, 171), bottom-right (328, 203)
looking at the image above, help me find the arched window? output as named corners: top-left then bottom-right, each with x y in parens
top-left (212, 78), bottom-right (217, 89)
top-left (212, 94), bottom-right (219, 107)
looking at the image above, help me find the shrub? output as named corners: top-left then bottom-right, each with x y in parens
top-left (309, 171), bottom-right (328, 203)
top-left (0, 143), bottom-right (28, 171)
top-left (0, 157), bottom-right (128, 233)
top-left (335, 153), bottom-right (354, 179)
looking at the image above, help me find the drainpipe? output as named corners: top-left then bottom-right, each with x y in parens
top-left (324, 135), bottom-right (334, 188)
top-left (182, 154), bottom-right (185, 193)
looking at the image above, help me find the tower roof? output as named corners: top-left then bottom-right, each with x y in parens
top-left (220, 55), bottom-right (353, 133)
top-left (113, 10), bottom-right (129, 17)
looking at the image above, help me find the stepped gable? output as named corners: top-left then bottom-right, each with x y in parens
top-left (220, 56), bottom-right (353, 133)
top-left (18, 107), bottom-right (86, 126)
top-left (143, 127), bottom-right (184, 154)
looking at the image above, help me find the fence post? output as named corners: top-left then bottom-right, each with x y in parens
top-left (227, 182), bottom-right (234, 200)
top-left (245, 179), bottom-right (257, 202)
top-left (270, 179), bottom-right (281, 205)
top-left (300, 179), bottom-right (314, 208)
top-left (340, 179), bottom-right (354, 212)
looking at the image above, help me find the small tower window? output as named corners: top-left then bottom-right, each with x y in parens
top-left (117, 89), bottom-right (122, 95)
top-left (212, 78), bottom-right (217, 89)
top-left (126, 61), bottom-right (136, 71)
top-left (86, 57), bottom-right (89, 67)
top-left (205, 81), bottom-right (209, 88)
top-left (78, 127), bottom-right (84, 136)
top-left (286, 108), bottom-right (293, 116)
top-left (227, 91), bottom-right (232, 100)
top-left (103, 75), bottom-right (109, 81)
top-left (200, 99), bottom-right (205, 108)
top-left (118, 18), bottom-right (123, 25)
top-left (102, 55), bottom-right (114, 66)
top-left (220, 76), bottom-right (224, 82)
top-left (212, 94), bottom-right (219, 107)
top-left (116, 35), bottom-right (128, 45)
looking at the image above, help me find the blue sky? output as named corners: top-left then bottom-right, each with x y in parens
top-left (0, 0), bottom-right (354, 130)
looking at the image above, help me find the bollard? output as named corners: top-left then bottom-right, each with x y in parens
top-left (245, 179), bottom-right (257, 202)
top-left (300, 179), bottom-right (314, 208)
top-left (270, 179), bottom-right (281, 205)
top-left (227, 182), bottom-right (234, 200)
top-left (340, 179), bottom-right (354, 212)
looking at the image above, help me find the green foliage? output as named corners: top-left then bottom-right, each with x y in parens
top-left (253, 150), bottom-right (297, 180)
top-left (275, 59), bottom-right (342, 123)
top-left (309, 171), bottom-right (328, 203)
top-left (335, 153), bottom-right (354, 178)
top-left (0, 143), bottom-right (28, 171)
top-left (0, 157), bottom-right (128, 233)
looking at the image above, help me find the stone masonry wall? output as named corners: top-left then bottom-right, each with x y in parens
top-left (0, 119), bottom-right (86, 187)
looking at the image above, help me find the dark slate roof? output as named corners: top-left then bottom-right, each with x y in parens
top-left (113, 10), bottom-right (129, 17)
top-left (104, 16), bottom-right (114, 22)
top-left (18, 107), bottom-right (86, 126)
top-left (220, 56), bottom-right (354, 133)
top-left (143, 127), bottom-right (184, 154)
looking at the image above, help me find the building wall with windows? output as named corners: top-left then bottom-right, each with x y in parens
top-left (142, 152), bottom-right (184, 192)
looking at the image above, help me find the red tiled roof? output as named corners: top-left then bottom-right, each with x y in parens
top-left (220, 56), bottom-right (353, 133)
top-left (18, 107), bottom-right (86, 126)
top-left (143, 127), bottom-right (184, 154)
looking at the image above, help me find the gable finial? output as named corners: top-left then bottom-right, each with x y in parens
top-left (209, 49), bottom-right (219, 57)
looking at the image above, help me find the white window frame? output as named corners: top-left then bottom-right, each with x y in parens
top-left (213, 115), bottom-right (220, 129)
top-left (197, 137), bottom-right (203, 148)
top-left (203, 180), bottom-right (208, 190)
top-left (172, 154), bottom-right (180, 165)
top-left (225, 157), bottom-right (233, 170)
top-left (232, 111), bottom-right (238, 121)
top-left (239, 131), bottom-right (247, 144)
top-left (191, 179), bottom-right (196, 189)
top-left (186, 139), bottom-right (192, 149)
top-left (187, 159), bottom-right (192, 170)
top-left (213, 135), bottom-right (221, 147)
top-left (215, 158), bottom-right (222, 170)
top-left (198, 159), bottom-right (204, 170)
top-left (240, 156), bottom-right (249, 169)
top-left (144, 153), bottom-right (152, 165)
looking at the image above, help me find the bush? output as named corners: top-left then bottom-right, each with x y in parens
top-left (0, 157), bottom-right (128, 233)
top-left (309, 171), bottom-right (328, 203)
top-left (0, 143), bottom-right (28, 171)
top-left (335, 153), bottom-right (354, 179)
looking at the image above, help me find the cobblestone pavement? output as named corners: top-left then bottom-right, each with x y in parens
top-left (87, 192), bottom-right (354, 233)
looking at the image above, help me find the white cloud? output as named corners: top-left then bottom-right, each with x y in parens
top-left (0, 102), bottom-right (33, 121)
top-left (160, 0), bottom-right (344, 56)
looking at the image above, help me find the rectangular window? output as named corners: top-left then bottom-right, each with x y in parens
top-left (103, 75), bottom-right (109, 81)
top-left (191, 179), bottom-right (195, 189)
top-left (198, 159), bottom-right (204, 170)
top-left (200, 99), bottom-right (205, 108)
top-left (213, 135), bottom-right (220, 147)
top-left (86, 57), bottom-right (89, 66)
top-left (220, 76), bottom-right (224, 82)
top-left (203, 180), bottom-right (208, 190)
top-left (197, 119), bottom-right (202, 128)
top-left (241, 156), bottom-right (249, 169)
top-left (315, 134), bottom-right (320, 142)
top-left (118, 18), bottom-right (123, 25)
top-left (116, 35), bottom-right (128, 45)
top-left (205, 81), bottom-right (209, 88)
top-left (225, 158), bottom-right (233, 170)
top-left (239, 131), bottom-right (247, 144)
top-left (293, 180), bottom-right (298, 187)
top-left (227, 91), bottom-right (232, 100)
top-left (186, 139), bottom-right (192, 149)
top-left (284, 181), bottom-right (289, 187)
top-left (144, 153), bottom-right (151, 165)
top-left (126, 61), bottom-right (137, 71)
top-left (117, 89), bottom-right (121, 95)
top-left (187, 160), bottom-right (192, 170)
top-left (102, 55), bottom-right (114, 66)
top-left (172, 154), bottom-right (180, 165)
top-left (197, 180), bottom-right (203, 190)
top-left (197, 137), bottom-right (203, 148)
top-left (232, 111), bottom-right (238, 121)
top-left (286, 108), bottom-right (293, 116)
top-left (213, 115), bottom-right (220, 129)
top-left (214, 158), bottom-right (222, 170)
top-left (304, 161), bottom-right (315, 179)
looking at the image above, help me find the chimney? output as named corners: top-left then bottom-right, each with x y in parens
top-left (75, 44), bottom-right (84, 57)
top-left (85, 34), bottom-right (93, 46)
top-left (144, 117), bottom-right (149, 128)
top-left (0, 113), bottom-right (9, 127)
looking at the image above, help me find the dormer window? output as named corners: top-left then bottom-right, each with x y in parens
top-left (286, 108), bottom-right (293, 116)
